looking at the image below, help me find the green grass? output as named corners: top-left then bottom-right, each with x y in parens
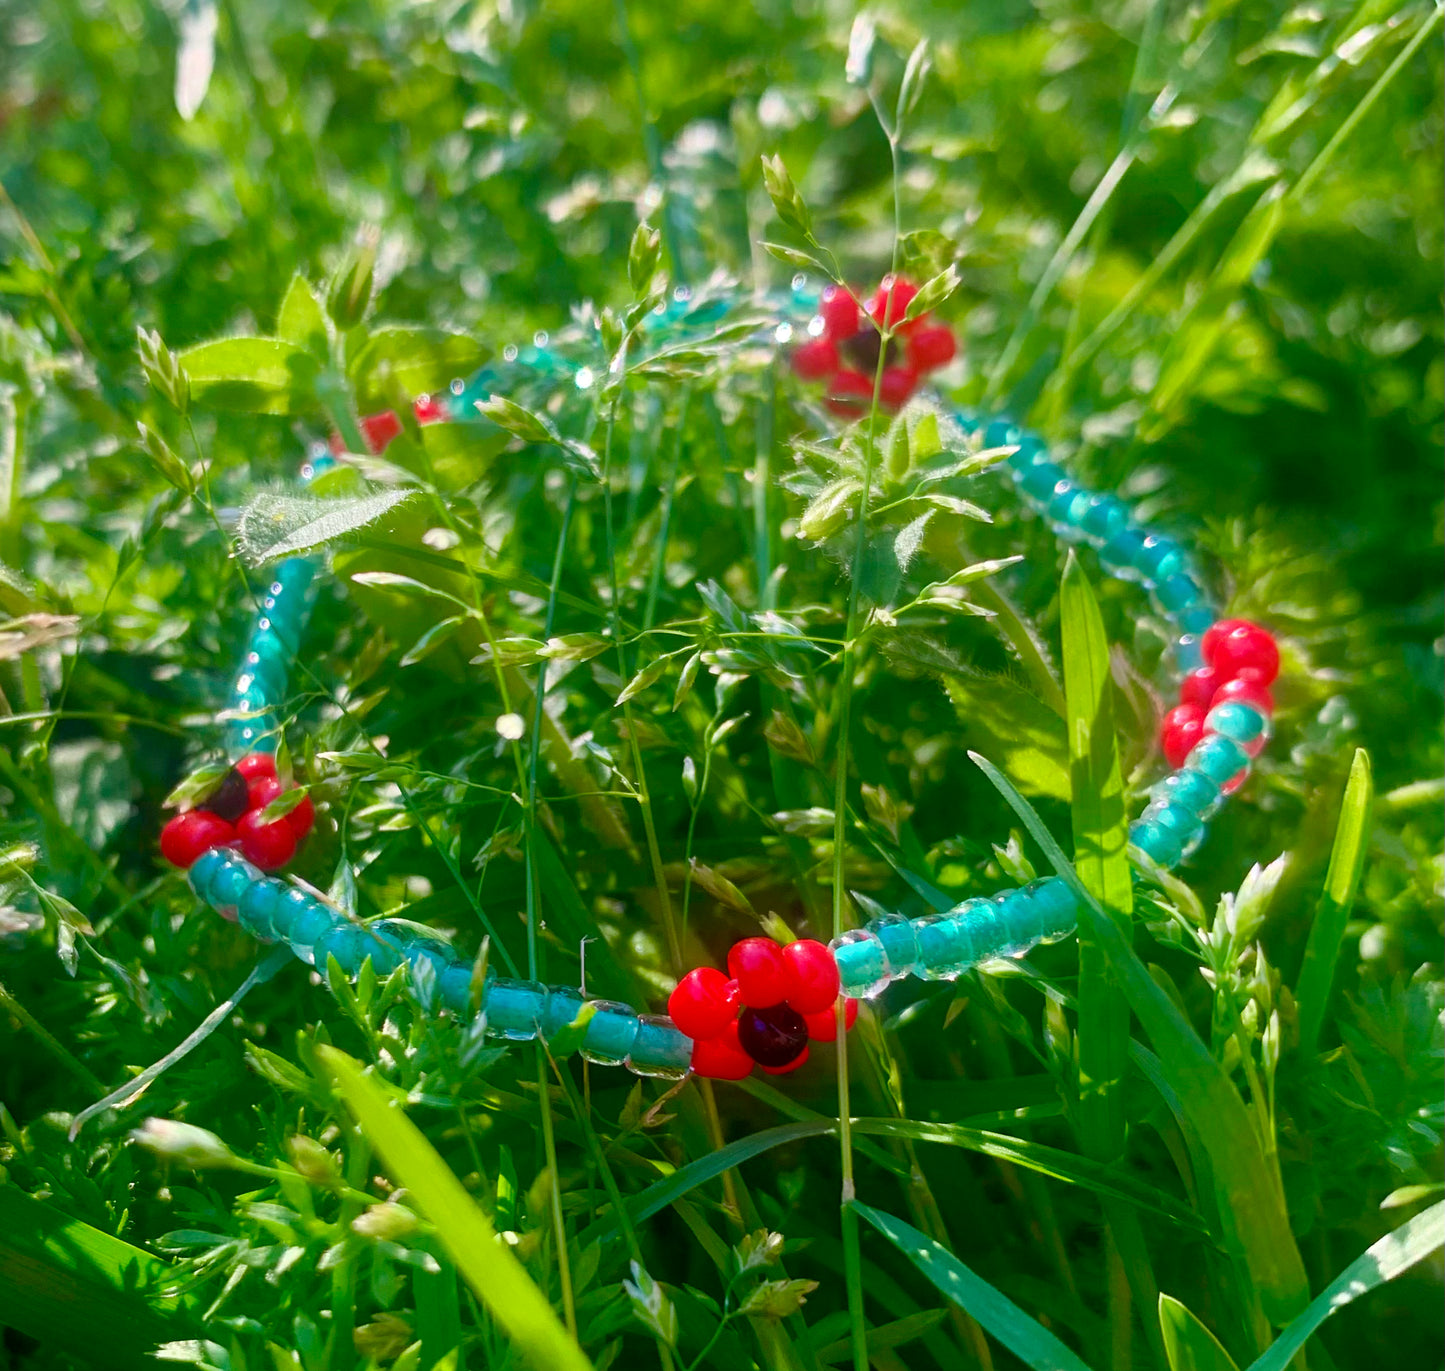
top-left (0, 2), bottom-right (1441, 1370)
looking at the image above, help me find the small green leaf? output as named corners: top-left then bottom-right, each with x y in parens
top-left (736, 1278), bottom-right (818, 1318)
top-left (164, 761), bottom-right (231, 811)
top-left (275, 274), bottom-right (331, 359)
top-left (628, 221), bottom-right (662, 296)
top-left (180, 336), bottom-right (320, 415)
top-left (237, 489), bottom-right (418, 565)
top-left (350, 327), bottom-right (490, 410)
top-left (1159, 1296), bottom-right (1240, 1371)
top-left (474, 394), bottom-right (556, 445)
top-left (901, 263), bottom-right (960, 323)
top-left (896, 38), bottom-right (931, 124)
top-left (326, 233), bottom-right (378, 331)
top-left (759, 153), bottom-right (812, 239)
top-left (622, 1261), bottom-right (677, 1347)
top-left (616, 656), bottom-right (668, 705)
top-left (136, 421), bottom-right (193, 494)
top-left (844, 12), bottom-right (876, 86)
top-left (258, 787), bottom-right (307, 824)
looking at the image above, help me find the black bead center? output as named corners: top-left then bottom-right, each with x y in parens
top-left (203, 767), bottom-right (250, 822)
top-left (839, 326), bottom-right (897, 376)
top-left (737, 1003), bottom-right (809, 1068)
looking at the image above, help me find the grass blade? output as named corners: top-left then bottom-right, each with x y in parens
top-left (851, 1200), bottom-right (1096, 1371)
top-left (1295, 748), bottom-right (1373, 1055)
top-left (967, 750), bottom-right (1310, 1323)
top-left (1245, 1202), bottom-right (1444, 1371)
top-left (1160, 1294), bottom-right (1241, 1371)
top-left (318, 1046), bottom-right (593, 1371)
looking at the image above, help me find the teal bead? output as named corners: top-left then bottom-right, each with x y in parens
top-left (625, 1015), bottom-right (693, 1079)
top-left (867, 914), bottom-right (920, 979)
top-left (1175, 634), bottom-right (1206, 672)
top-left (440, 964), bottom-right (478, 1015)
top-left (1130, 818), bottom-right (1183, 869)
top-left (225, 719), bottom-right (279, 756)
top-left (356, 927), bottom-right (406, 977)
top-left (1079, 493), bottom-right (1129, 542)
top-left (246, 625), bottom-right (291, 669)
top-left (830, 929), bottom-right (892, 998)
top-left (1027, 878), bottom-right (1078, 940)
top-left (1005, 434), bottom-right (1047, 472)
top-left (231, 682), bottom-right (274, 716)
top-left (992, 888), bottom-right (1037, 956)
top-left (1176, 606), bottom-right (1215, 637)
top-left (1143, 799), bottom-right (1204, 851)
top-left (954, 899), bottom-right (1009, 962)
top-left (984, 419), bottom-right (1020, 450)
top-left (314, 924), bottom-right (369, 977)
top-left (1205, 701), bottom-right (1267, 746)
top-left (1156, 574), bottom-right (1204, 612)
top-left (913, 912), bottom-right (978, 980)
top-left (542, 986), bottom-right (587, 1040)
top-left (274, 558), bottom-right (316, 598)
top-left (1047, 482), bottom-right (1092, 528)
top-left (304, 452), bottom-right (338, 479)
top-left (1150, 768), bottom-right (1222, 818)
top-left (1019, 461), bottom-right (1066, 502)
top-left (1137, 536), bottom-right (1185, 583)
top-left (581, 1002), bottom-right (640, 1065)
top-left (236, 881), bottom-right (284, 941)
top-left (1187, 734), bottom-right (1250, 785)
top-left (283, 892), bottom-right (338, 958)
top-left (209, 859), bottom-right (257, 910)
top-left (188, 847), bottom-right (232, 903)
top-left (484, 979), bottom-right (548, 1040)
top-left (1100, 527), bottom-right (1147, 575)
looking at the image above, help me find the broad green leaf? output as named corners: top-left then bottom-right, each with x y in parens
top-left (350, 327), bottom-right (490, 410)
top-left (180, 336), bottom-right (320, 414)
top-left (1246, 1203), bottom-right (1444, 1371)
top-left (1295, 747), bottom-right (1373, 1055)
top-left (968, 750), bottom-right (1310, 1322)
top-left (1159, 1295), bottom-right (1240, 1371)
top-left (318, 1046), bottom-right (593, 1371)
top-left (237, 489), bottom-right (418, 565)
top-left (851, 1201), bottom-right (1095, 1371)
top-left (945, 673), bottom-right (1070, 800)
top-left (275, 273), bottom-right (330, 359)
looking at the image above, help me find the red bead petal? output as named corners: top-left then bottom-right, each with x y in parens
top-left (782, 939), bottom-right (841, 1014)
top-left (236, 810), bottom-right (298, 872)
top-left (1180, 667), bottom-right (1219, 710)
top-left (906, 324), bottom-right (956, 371)
top-left (828, 368), bottom-right (875, 405)
top-left (413, 394), bottom-right (447, 425)
top-left (726, 937), bottom-right (790, 1008)
top-left (790, 338), bottom-right (839, 381)
top-left (803, 999), bottom-right (859, 1042)
top-left (285, 793), bottom-right (316, 840)
top-left (879, 365), bottom-right (919, 410)
top-left (1161, 702), bottom-right (1206, 770)
top-left (867, 275), bottom-right (919, 331)
top-left (160, 811), bottom-right (236, 869)
top-left (760, 1043), bottom-right (810, 1075)
top-left (234, 753), bottom-right (278, 781)
top-left (247, 776), bottom-right (283, 811)
top-left (668, 966), bottom-right (739, 1040)
top-left (1210, 677), bottom-right (1274, 717)
top-left (360, 410), bottom-right (403, 454)
top-left (689, 1020), bottom-right (754, 1080)
top-left (1205, 620), bottom-right (1279, 687)
top-left (819, 285), bottom-right (859, 341)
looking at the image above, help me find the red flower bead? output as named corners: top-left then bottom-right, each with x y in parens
top-left (235, 753), bottom-right (277, 782)
top-left (160, 811), bottom-right (236, 869)
top-left (867, 276), bottom-right (919, 332)
top-left (286, 792), bottom-right (316, 840)
top-left (819, 285), bottom-right (859, 340)
top-left (727, 937), bottom-right (791, 1008)
top-left (1202, 619), bottom-right (1279, 686)
top-left (248, 775), bottom-right (283, 811)
top-left (803, 998), bottom-right (859, 1042)
top-left (782, 939), bottom-right (841, 1014)
top-left (790, 338), bottom-right (839, 381)
top-left (879, 365), bottom-right (919, 409)
top-left (1211, 677), bottom-right (1274, 717)
top-left (236, 810), bottom-right (298, 872)
top-left (827, 368), bottom-right (875, 413)
top-left (905, 324), bottom-right (956, 371)
top-left (668, 966), bottom-right (741, 1041)
top-left (1180, 667), bottom-right (1220, 710)
top-left (360, 410), bottom-right (403, 454)
top-left (761, 1043), bottom-right (809, 1075)
top-left (1161, 702), bottom-right (1206, 770)
top-left (689, 1019), bottom-right (754, 1080)
top-left (413, 393), bottom-right (447, 425)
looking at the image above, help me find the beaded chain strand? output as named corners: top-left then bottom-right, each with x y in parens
top-left (161, 274), bottom-right (1281, 1083)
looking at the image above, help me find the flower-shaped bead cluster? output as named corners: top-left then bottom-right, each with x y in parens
top-left (1160, 619), bottom-right (1279, 776)
top-left (668, 936), bottom-right (858, 1080)
top-left (790, 275), bottom-right (957, 417)
top-left (160, 753), bottom-right (315, 874)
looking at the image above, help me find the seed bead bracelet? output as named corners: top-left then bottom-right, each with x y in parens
top-left (160, 273), bottom-right (1280, 1084)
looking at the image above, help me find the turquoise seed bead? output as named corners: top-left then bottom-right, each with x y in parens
top-left (1100, 527), bottom-right (1147, 576)
top-left (1130, 819), bottom-right (1183, 869)
top-left (581, 1002), bottom-right (640, 1065)
top-left (867, 913), bottom-right (920, 979)
top-left (236, 880), bottom-right (284, 941)
top-left (285, 893), bottom-right (338, 959)
top-left (954, 898), bottom-right (1009, 962)
top-left (313, 924), bottom-right (369, 977)
top-left (1150, 768), bottom-right (1222, 819)
top-left (1143, 800), bottom-right (1204, 851)
top-left (1019, 461), bottom-right (1066, 502)
top-left (1156, 574), bottom-right (1204, 612)
top-left (542, 986), bottom-right (587, 1040)
top-left (1027, 878), bottom-right (1078, 941)
top-left (992, 888), bottom-right (1038, 956)
top-left (187, 847), bottom-right (232, 902)
top-left (1047, 481), bottom-right (1091, 527)
top-left (209, 859), bottom-right (256, 910)
top-left (402, 937), bottom-right (456, 980)
top-left (305, 453), bottom-right (338, 478)
top-left (625, 1015), bottom-right (693, 1079)
top-left (1006, 433), bottom-right (1047, 472)
top-left (1187, 734), bottom-right (1250, 785)
top-left (830, 928), bottom-right (892, 998)
top-left (275, 558), bottom-right (316, 597)
top-left (1175, 634), bottom-right (1206, 672)
top-left (440, 964), bottom-right (477, 1015)
top-left (355, 927), bottom-right (405, 977)
top-left (484, 979), bottom-right (548, 1040)
top-left (913, 912), bottom-right (978, 980)
top-left (1137, 536), bottom-right (1186, 582)
top-left (1205, 701), bottom-right (1267, 746)
top-left (1176, 606), bottom-right (1215, 637)
top-left (984, 419), bottom-right (1020, 450)
top-left (1080, 493), bottom-right (1130, 543)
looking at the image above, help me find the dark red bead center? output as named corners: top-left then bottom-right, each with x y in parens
top-left (203, 767), bottom-right (251, 822)
top-left (737, 1003), bottom-right (809, 1068)
top-left (839, 326), bottom-right (897, 376)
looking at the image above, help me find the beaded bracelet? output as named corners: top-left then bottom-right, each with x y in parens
top-left (159, 274), bottom-right (1280, 1083)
